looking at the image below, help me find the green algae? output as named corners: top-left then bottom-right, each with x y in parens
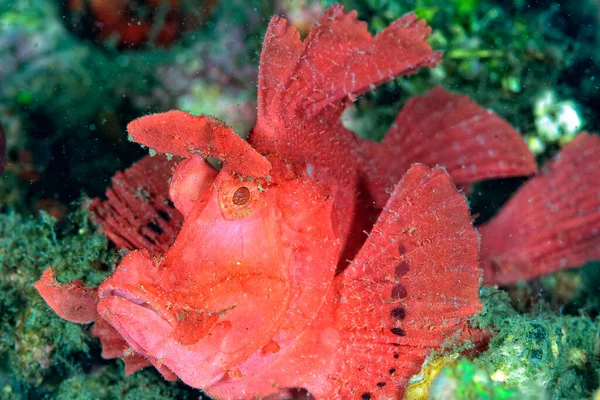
top-left (0, 209), bottom-right (204, 398)
top-left (469, 287), bottom-right (600, 399)
top-left (55, 368), bottom-right (199, 400)
top-left (429, 358), bottom-right (526, 400)
top-left (0, 209), bottom-right (113, 391)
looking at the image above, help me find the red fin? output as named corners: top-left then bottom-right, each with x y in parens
top-left (250, 6), bottom-right (439, 246)
top-left (254, 6), bottom-right (439, 128)
top-left (34, 269), bottom-right (99, 323)
top-left (332, 164), bottom-right (481, 398)
top-left (88, 155), bottom-right (184, 256)
top-left (251, 5), bottom-right (439, 157)
top-left (91, 318), bottom-right (128, 359)
top-left (361, 87), bottom-right (537, 207)
top-left (480, 133), bottom-right (600, 284)
top-left (152, 361), bottom-right (178, 382)
top-left (127, 111), bottom-right (271, 177)
top-left (123, 353), bottom-right (152, 376)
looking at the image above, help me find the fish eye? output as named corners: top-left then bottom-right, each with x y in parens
top-left (232, 186), bottom-right (250, 205)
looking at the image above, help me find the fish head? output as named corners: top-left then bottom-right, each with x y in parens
top-left (97, 112), bottom-right (340, 388)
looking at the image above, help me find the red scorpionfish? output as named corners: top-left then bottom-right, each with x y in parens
top-left (35, 5), bottom-right (600, 399)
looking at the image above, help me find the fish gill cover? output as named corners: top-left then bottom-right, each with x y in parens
top-left (0, 1), bottom-right (600, 399)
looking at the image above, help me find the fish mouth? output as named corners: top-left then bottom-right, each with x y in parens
top-left (97, 285), bottom-right (176, 361)
top-left (100, 287), bottom-right (171, 325)
top-left (98, 287), bottom-right (230, 389)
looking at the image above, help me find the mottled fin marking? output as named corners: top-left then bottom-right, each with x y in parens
top-left (360, 87), bottom-right (537, 207)
top-left (480, 133), bottom-right (600, 284)
top-left (333, 164), bottom-right (481, 398)
top-left (89, 155), bottom-right (184, 256)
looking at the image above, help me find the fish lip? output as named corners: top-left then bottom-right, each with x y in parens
top-left (100, 287), bottom-right (171, 325)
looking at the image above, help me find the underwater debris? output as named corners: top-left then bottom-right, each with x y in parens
top-left (526, 89), bottom-right (584, 155)
top-left (428, 358), bottom-right (531, 400)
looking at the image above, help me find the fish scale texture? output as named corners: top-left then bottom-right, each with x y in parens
top-left (333, 164), bottom-right (481, 399)
top-left (480, 133), bottom-right (600, 284)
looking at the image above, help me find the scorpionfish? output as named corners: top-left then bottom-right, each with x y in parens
top-left (35, 5), bottom-right (600, 399)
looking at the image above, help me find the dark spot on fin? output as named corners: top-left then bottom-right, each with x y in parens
top-left (393, 353), bottom-right (399, 359)
top-left (157, 209), bottom-right (171, 222)
top-left (147, 222), bottom-right (163, 235)
top-left (142, 234), bottom-right (157, 245)
top-left (361, 393), bottom-right (372, 400)
top-left (394, 261), bottom-right (410, 278)
top-left (376, 382), bottom-right (386, 387)
top-left (389, 368), bottom-right (396, 375)
top-left (390, 327), bottom-right (406, 336)
top-left (390, 306), bottom-right (406, 320)
top-left (391, 284), bottom-right (407, 299)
